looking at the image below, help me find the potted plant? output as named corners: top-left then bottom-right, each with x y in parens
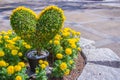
top-left (10, 5), bottom-right (65, 73)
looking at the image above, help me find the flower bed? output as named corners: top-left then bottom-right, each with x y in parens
top-left (0, 5), bottom-right (83, 80)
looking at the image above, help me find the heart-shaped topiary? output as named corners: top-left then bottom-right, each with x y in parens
top-left (10, 6), bottom-right (65, 51)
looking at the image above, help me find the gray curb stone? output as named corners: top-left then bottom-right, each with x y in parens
top-left (79, 37), bottom-right (95, 49)
top-left (78, 38), bottom-right (120, 80)
top-left (82, 48), bottom-right (120, 61)
top-left (78, 63), bottom-right (120, 80)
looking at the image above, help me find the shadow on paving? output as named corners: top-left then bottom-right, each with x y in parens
top-left (88, 61), bottom-right (120, 68)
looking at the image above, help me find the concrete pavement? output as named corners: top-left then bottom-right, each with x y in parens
top-left (0, 0), bottom-right (120, 57)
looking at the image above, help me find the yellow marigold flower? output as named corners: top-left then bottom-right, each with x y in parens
top-left (76, 32), bottom-right (81, 35)
top-left (71, 30), bottom-right (76, 35)
top-left (0, 60), bottom-right (6, 67)
top-left (15, 75), bottom-right (22, 80)
top-left (25, 44), bottom-right (31, 49)
top-left (69, 60), bottom-right (74, 64)
top-left (49, 40), bottom-right (52, 44)
top-left (7, 66), bottom-right (14, 75)
top-left (0, 36), bottom-right (2, 39)
top-left (62, 32), bottom-right (70, 37)
top-left (18, 62), bottom-right (25, 67)
top-left (56, 53), bottom-right (63, 59)
top-left (63, 28), bottom-right (70, 32)
top-left (4, 35), bottom-right (9, 39)
top-left (6, 44), bottom-right (15, 50)
top-left (78, 47), bottom-right (82, 51)
top-left (7, 30), bottom-right (13, 35)
top-left (0, 50), bottom-right (5, 57)
top-left (60, 62), bottom-right (67, 70)
top-left (65, 48), bottom-right (72, 55)
top-left (12, 37), bottom-right (18, 42)
top-left (43, 61), bottom-right (49, 66)
top-left (71, 44), bottom-right (76, 48)
top-left (54, 34), bottom-right (61, 40)
top-left (14, 65), bottom-right (21, 72)
top-left (1, 31), bottom-right (6, 34)
top-left (11, 50), bottom-right (18, 55)
top-left (39, 60), bottom-right (43, 64)
top-left (54, 40), bottom-right (60, 45)
top-left (64, 69), bottom-right (70, 76)
top-left (36, 70), bottom-right (39, 73)
top-left (22, 42), bottom-right (27, 45)
top-left (18, 52), bottom-right (23, 57)
top-left (7, 40), bottom-right (15, 44)
top-left (68, 39), bottom-right (76, 44)
top-left (41, 64), bottom-right (46, 69)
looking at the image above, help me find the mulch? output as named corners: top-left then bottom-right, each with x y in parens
top-left (63, 52), bottom-right (85, 80)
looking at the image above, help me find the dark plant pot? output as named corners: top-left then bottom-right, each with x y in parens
top-left (26, 50), bottom-right (49, 73)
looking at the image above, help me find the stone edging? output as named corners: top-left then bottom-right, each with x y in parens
top-left (77, 37), bottom-right (120, 80)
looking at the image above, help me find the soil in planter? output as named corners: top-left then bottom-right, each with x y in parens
top-left (49, 52), bottom-right (85, 80)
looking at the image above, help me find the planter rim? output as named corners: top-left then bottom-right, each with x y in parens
top-left (26, 50), bottom-right (49, 60)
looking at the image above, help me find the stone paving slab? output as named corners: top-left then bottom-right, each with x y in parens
top-left (79, 37), bottom-right (95, 49)
top-left (82, 48), bottom-right (120, 61)
top-left (100, 43), bottom-right (120, 57)
top-left (83, 20), bottom-right (120, 37)
top-left (91, 9), bottom-right (120, 18)
top-left (78, 63), bottom-right (120, 80)
top-left (65, 11), bottom-right (104, 23)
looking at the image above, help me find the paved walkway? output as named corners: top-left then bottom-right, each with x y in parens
top-left (0, 0), bottom-right (120, 57)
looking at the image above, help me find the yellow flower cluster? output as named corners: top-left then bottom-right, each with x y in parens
top-left (68, 38), bottom-right (79, 48)
top-left (61, 27), bottom-right (81, 37)
top-left (15, 75), bottom-right (22, 80)
top-left (54, 34), bottom-right (61, 40)
top-left (69, 60), bottom-right (74, 64)
top-left (65, 48), bottom-right (72, 55)
top-left (11, 50), bottom-right (18, 55)
top-left (7, 62), bottom-right (25, 75)
top-left (18, 62), bottom-right (25, 67)
top-left (0, 50), bottom-right (5, 57)
top-left (56, 53), bottom-right (63, 59)
top-left (60, 62), bottom-right (67, 70)
top-left (11, 6), bottom-right (37, 19)
top-left (22, 42), bottom-right (31, 49)
top-left (54, 40), bottom-right (60, 45)
top-left (64, 69), bottom-right (70, 76)
top-left (77, 47), bottom-right (81, 51)
top-left (7, 66), bottom-right (14, 75)
top-left (18, 52), bottom-right (23, 57)
top-left (0, 60), bottom-right (7, 67)
top-left (14, 65), bottom-right (21, 72)
top-left (0, 30), bottom-right (13, 35)
top-left (39, 60), bottom-right (49, 69)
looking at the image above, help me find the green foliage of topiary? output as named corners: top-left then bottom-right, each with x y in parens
top-left (10, 6), bottom-right (65, 53)
top-left (37, 9), bottom-right (64, 49)
top-left (10, 8), bottom-right (37, 46)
